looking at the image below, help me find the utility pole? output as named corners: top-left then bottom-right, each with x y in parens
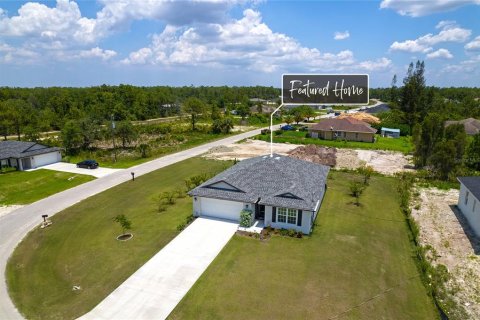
top-left (111, 114), bottom-right (117, 163)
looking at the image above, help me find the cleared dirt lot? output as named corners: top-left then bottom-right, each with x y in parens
top-left (411, 188), bottom-right (480, 318)
top-left (203, 139), bottom-right (413, 175)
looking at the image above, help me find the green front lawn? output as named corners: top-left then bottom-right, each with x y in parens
top-left (6, 157), bottom-right (231, 320)
top-left (254, 131), bottom-right (413, 153)
top-left (169, 172), bottom-right (437, 319)
top-left (0, 169), bottom-right (95, 205)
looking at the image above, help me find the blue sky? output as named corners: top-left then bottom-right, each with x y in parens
top-left (0, 0), bottom-right (479, 88)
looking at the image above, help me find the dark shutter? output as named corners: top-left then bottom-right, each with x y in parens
top-left (272, 207), bottom-right (276, 222)
top-left (297, 210), bottom-right (302, 226)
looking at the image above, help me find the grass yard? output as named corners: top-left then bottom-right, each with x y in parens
top-left (6, 157), bottom-right (231, 320)
top-left (169, 172), bottom-right (438, 320)
top-left (254, 131), bottom-right (413, 153)
top-left (0, 169), bottom-right (95, 205)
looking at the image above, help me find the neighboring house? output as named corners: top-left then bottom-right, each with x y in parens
top-left (445, 118), bottom-right (480, 135)
top-left (0, 141), bottom-right (61, 171)
top-left (381, 127), bottom-right (400, 138)
top-left (309, 117), bottom-right (377, 142)
top-left (457, 177), bottom-right (480, 236)
top-left (188, 154), bottom-right (330, 234)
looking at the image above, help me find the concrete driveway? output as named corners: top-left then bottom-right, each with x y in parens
top-left (36, 162), bottom-right (123, 178)
top-left (79, 217), bottom-right (238, 320)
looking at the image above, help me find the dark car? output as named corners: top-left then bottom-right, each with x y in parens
top-left (281, 125), bottom-right (295, 131)
top-left (76, 160), bottom-right (99, 169)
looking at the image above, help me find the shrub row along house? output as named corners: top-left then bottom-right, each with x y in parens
top-left (188, 154), bottom-right (330, 234)
top-left (308, 117), bottom-right (377, 142)
top-left (0, 141), bottom-right (61, 171)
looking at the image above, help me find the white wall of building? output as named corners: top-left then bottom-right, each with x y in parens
top-left (458, 183), bottom-right (480, 236)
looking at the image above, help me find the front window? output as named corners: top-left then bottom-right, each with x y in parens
top-left (277, 207), bottom-right (297, 225)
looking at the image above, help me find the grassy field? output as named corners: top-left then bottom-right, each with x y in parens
top-left (0, 169), bottom-right (95, 205)
top-left (169, 172), bottom-right (438, 320)
top-left (254, 131), bottom-right (413, 153)
top-left (6, 158), bottom-right (231, 320)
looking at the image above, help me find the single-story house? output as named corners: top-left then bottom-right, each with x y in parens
top-left (445, 118), bottom-right (480, 135)
top-left (188, 154), bottom-right (330, 234)
top-left (381, 127), bottom-right (400, 138)
top-left (457, 177), bottom-right (480, 236)
top-left (0, 141), bottom-right (61, 171)
top-left (309, 117), bottom-right (377, 142)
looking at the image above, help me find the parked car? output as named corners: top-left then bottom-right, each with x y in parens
top-left (281, 125), bottom-right (295, 131)
top-left (76, 160), bottom-right (99, 169)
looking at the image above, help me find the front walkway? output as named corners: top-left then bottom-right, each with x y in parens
top-left (78, 217), bottom-right (238, 320)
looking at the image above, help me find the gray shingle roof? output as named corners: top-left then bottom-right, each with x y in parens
top-left (458, 177), bottom-right (480, 201)
top-left (189, 154), bottom-right (330, 211)
top-left (0, 141), bottom-right (61, 160)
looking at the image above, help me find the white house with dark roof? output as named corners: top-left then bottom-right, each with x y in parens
top-left (457, 177), bottom-right (480, 236)
top-left (188, 154), bottom-right (330, 234)
top-left (0, 141), bottom-right (61, 171)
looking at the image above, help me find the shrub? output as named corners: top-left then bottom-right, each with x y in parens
top-left (274, 130), bottom-right (283, 136)
top-left (158, 204), bottom-right (167, 212)
top-left (260, 129), bottom-right (271, 135)
top-left (176, 215), bottom-right (196, 232)
top-left (279, 228), bottom-right (289, 236)
top-left (239, 209), bottom-right (253, 228)
top-left (305, 133), bottom-right (311, 138)
top-left (184, 173), bottom-right (211, 190)
top-left (175, 187), bottom-right (187, 198)
top-left (176, 223), bottom-right (186, 231)
top-left (287, 229), bottom-right (297, 237)
top-left (296, 231), bottom-right (303, 238)
top-left (160, 191), bottom-right (177, 205)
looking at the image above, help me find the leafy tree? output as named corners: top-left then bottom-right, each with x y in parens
top-left (428, 140), bottom-right (457, 180)
top-left (183, 97), bottom-right (206, 131)
top-left (78, 118), bottom-right (101, 149)
top-left (210, 105), bottom-right (221, 121)
top-left (400, 61), bottom-right (428, 132)
top-left (349, 180), bottom-right (365, 206)
top-left (466, 134), bottom-right (480, 170)
top-left (357, 164), bottom-right (374, 185)
top-left (236, 104), bottom-right (251, 120)
top-left (23, 126), bottom-right (40, 142)
top-left (61, 120), bottom-right (83, 155)
top-left (412, 113), bottom-right (444, 167)
top-left (303, 106), bottom-right (316, 121)
top-left (390, 74), bottom-right (398, 104)
top-left (444, 123), bottom-right (467, 163)
top-left (212, 117), bottom-right (234, 134)
top-left (116, 120), bottom-right (138, 148)
top-left (293, 111), bottom-right (304, 124)
top-left (284, 114), bottom-right (294, 125)
top-left (137, 143), bottom-right (150, 158)
top-left (113, 214), bottom-right (132, 235)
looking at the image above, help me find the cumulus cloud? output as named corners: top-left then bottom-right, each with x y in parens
top-left (442, 54), bottom-right (480, 73)
top-left (426, 48), bottom-right (453, 59)
top-left (380, 0), bottom-right (480, 17)
top-left (390, 21), bottom-right (471, 53)
top-left (122, 10), bottom-right (390, 73)
top-left (333, 31), bottom-right (349, 40)
top-left (465, 36), bottom-right (480, 51)
top-left (77, 47), bottom-right (117, 60)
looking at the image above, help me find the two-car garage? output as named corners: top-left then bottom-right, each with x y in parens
top-left (194, 197), bottom-right (244, 222)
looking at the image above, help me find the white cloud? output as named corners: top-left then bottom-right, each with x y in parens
top-left (389, 22), bottom-right (471, 53)
top-left (77, 47), bottom-right (117, 60)
top-left (426, 48), bottom-right (453, 59)
top-left (123, 9), bottom-right (391, 73)
top-left (442, 54), bottom-right (480, 73)
top-left (436, 20), bottom-right (457, 29)
top-left (357, 57), bottom-right (393, 71)
top-left (465, 36), bottom-right (480, 51)
top-left (333, 31), bottom-right (349, 40)
top-left (380, 0), bottom-right (480, 17)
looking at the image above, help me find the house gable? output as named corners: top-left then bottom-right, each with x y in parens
top-left (203, 180), bottom-right (244, 193)
top-left (275, 192), bottom-right (303, 200)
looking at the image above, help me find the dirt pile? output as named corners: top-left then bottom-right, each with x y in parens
top-left (338, 112), bottom-right (380, 124)
top-left (287, 145), bottom-right (336, 167)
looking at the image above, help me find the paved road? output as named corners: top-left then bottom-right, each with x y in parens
top-left (79, 218), bottom-right (238, 320)
top-left (0, 128), bottom-right (265, 320)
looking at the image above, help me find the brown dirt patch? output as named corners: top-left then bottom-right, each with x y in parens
top-left (411, 188), bottom-right (480, 318)
top-left (287, 145), bottom-right (337, 167)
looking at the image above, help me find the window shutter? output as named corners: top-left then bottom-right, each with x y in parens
top-left (272, 207), bottom-right (276, 222)
top-left (297, 210), bottom-right (302, 226)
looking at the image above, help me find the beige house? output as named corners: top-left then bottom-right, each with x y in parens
top-left (309, 117), bottom-right (377, 142)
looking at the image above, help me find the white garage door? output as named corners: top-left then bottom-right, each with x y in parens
top-left (33, 152), bottom-right (60, 168)
top-left (201, 198), bottom-right (244, 222)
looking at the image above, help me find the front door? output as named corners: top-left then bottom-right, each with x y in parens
top-left (255, 205), bottom-right (265, 220)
